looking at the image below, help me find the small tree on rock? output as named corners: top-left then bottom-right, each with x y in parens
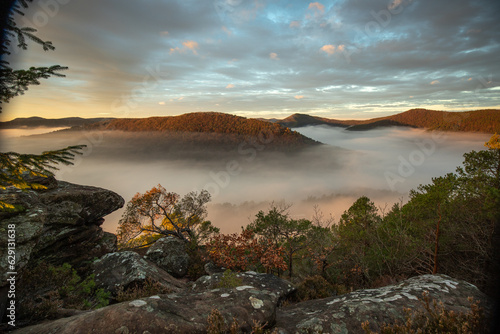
top-left (117, 185), bottom-right (219, 248)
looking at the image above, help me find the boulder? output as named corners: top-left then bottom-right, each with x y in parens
top-left (144, 236), bottom-right (190, 278)
top-left (192, 270), bottom-right (296, 305)
top-left (0, 179), bottom-right (124, 286)
top-left (91, 251), bottom-right (186, 295)
top-left (275, 274), bottom-right (493, 334)
top-left (13, 280), bottom-right (281, 333)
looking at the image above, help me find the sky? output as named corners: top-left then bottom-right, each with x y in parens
top-left (2, 0), bottom-right (500, 121)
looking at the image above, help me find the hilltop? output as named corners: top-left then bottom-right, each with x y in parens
top-left (277, 109), bottom-right (500, 133)
top-left (71, 112), bottom-right (321, 152)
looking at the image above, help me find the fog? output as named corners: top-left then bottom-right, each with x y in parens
top-left (0, 126), bottom-right (491, 234)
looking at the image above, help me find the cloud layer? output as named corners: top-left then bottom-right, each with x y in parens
top-left (2, 0), bottom-right (499, 120)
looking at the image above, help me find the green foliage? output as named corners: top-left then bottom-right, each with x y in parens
top-left (115, 278), bottom-right (172, 303)
top-left (247, 204), bottom-right (313, 277)
top-left (216, 270), bottom-right (244, 289)
top-left (294, 275), bottom-right (342, 302)
top-left (334, 196), bottom-right (382, 287)
top-left (17, 262), bottom-right (110, 322)
top-left (0, 145), bottom-right (86, 210)
top-left (361, 292), bottom-right (488, 334)
top-left (328, 135), bottom-right (500, 291)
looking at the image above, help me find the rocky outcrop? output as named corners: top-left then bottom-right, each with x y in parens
top-left (91, 251), bottom-right (186, 295)
top-left (144, 236), bottom-right (190, 278)
top-left (192, 270), bottom-right (296, 305)
top-left (11, 273), bottom-right (492, 334)
top-left (275, 274), bottom-right (492, 334)
top-left (0, 178), bottom-right (124, 286)
top-left (13, 272), bottom-right (296, 334)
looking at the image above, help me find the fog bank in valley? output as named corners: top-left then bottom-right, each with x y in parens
top-left (1, 126), bottom-right (491, 234)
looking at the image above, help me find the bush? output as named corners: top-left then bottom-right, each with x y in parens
top-left (294, 275), bottom-right (345, 302)
top-left (17, 262), bottom-right (110, 324)
top-left (361, 291), bottom-right (488, 334)
top-left (216, 269), bottom-right (243, 289)
top-left (115, 278), bottom-right (172, 302)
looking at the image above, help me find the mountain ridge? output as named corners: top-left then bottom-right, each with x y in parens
top-left (2, 109), bottom-right (499, 133)
top-left (276, 109), bottom-right (500, 133)
top-left (0, 116), bottom-right (115, 129)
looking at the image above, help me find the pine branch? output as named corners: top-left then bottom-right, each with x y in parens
top-left (0, 145), bottom-right (86, 190)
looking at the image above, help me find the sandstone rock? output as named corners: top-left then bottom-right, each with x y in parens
top-left (91, 251), bottom-right (185, 295)
top-left (192, 270), bottom-right (296, 305)
top-left (13, 281), bottom-right (280, 333)
top-left (204, 261), bottom-right (226, 275)
top-left (144, 236), bottom-right (190, 278)
top-left (0, 180), bottom-right (124, 286)
top-left (275, 274), bottom-right (492, 334)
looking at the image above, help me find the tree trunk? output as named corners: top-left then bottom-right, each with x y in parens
top-left (433, 204), bottom-right (441, 274)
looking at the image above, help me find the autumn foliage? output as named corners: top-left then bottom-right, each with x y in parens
top-left (206, 229), bottom-right (287, 273)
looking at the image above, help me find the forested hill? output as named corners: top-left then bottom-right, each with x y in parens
top-left (82, 112), bottom-right (320, 149)
top-left (347, 109), bottom-right (500, 132)
top-left (277, 113), bottom-right (361, 128)
top-left (0, 116), bottom-right (114, 129)
top-left (278, 109), bottom-right (500, 133)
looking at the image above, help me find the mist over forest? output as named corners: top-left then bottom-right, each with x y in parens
top-left (0, 126), bottom-right (490, 233)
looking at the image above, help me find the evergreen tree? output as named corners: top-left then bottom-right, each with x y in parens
top-left (0, 1), bottom-right (84, 210)
top-left (1, 0), bottom-right (68, 110)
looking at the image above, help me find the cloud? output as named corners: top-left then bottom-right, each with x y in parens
top-left (226, 84), bottom-right (235, 89)
top-left (222, 26), bottom-right (232, 36)
top-left (158, 101), bottom-right (165, 105)
top-left (388, 0), bottom-right (403, 11)
top-left (3, 0), bottom-right (500, 120)
top-left (269, 52), bottom-right (279, 60)
top-left (294, 95), bottom-right (304, 99)
top-left (182, 40), bottom-right (199, 53)
top-left (308, 2), bottom-right (325, 13)
top-left (430, 80), bottom-right (440, 85)
top-left (320, 44), bottom-right (345, 55)
top-left (170, 40), bottom-right (200, 55)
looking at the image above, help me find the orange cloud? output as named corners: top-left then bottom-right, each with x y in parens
top-left (270, 52), bottom-right (279, 60)
top-left (226, 84), bottom-right (235, 89)
top-left (294, 95), bottom-right (304, 99)
top-left (320, 44), bottom-right (345, 55)
top-left (430, 80), bottom-right (440, 85)
top-left (388, 0), bottom-right (403, 10)
top-left (289, 20), bottom-right (301, 28)
top-left (308, 2), bottom-right (325, 13)
top-left (170, 40), bottom-right (199, 55)
top-left (222, 26), bottom-right (232, 36)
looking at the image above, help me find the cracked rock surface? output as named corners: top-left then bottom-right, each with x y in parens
top-left (13, 272), bottom-right (295, 334)
top-left (275, 274), bottom-right (492, 334)
top-left (0, 178), bottom-right (124, 286)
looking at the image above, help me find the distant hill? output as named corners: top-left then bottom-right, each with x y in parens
top-left (278, 109), bottom-right (500, 133)
top-left (79, 112), bottom-right (320, 150)
top-left (277, 114), bottom-right (360, 128)
top-left (0, 116), bottom-right (114, 129)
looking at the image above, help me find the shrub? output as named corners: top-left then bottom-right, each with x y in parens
top-left (361, 291), bottom-right (488, 334)
top-left (17, 262), bottom-right (110, 323)
top-left (216, 269), bottom-right (243, 289)
top-left (294, 275), bottom-right (344, 302)
top-left (115, 278), bottom-right (172, 302)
